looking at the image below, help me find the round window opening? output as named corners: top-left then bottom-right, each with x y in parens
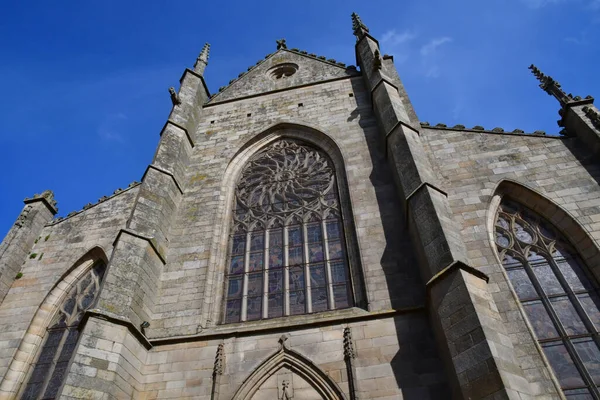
top-left (268, 63), bottom-right (298, 80)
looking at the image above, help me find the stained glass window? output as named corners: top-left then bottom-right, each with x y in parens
top-left (22, 261), bottom-right (106, 399)
top-left (495, 200), bottom-right (600, 398)
top-left (224, 139), bottom-right (352, 323)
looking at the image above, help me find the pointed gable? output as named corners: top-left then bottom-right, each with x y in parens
top-left (208, 48), bottom-right (359, 104)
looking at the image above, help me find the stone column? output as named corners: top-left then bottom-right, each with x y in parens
top-left (352, 13), bottom-right (530, 399)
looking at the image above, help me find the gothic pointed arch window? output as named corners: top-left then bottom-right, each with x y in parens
top-left (224, 139), bottom-right (353, 323)
top-left (21, 260), bottom-right (106, 399)
top-left (495, 200), bottom-right (600, 399)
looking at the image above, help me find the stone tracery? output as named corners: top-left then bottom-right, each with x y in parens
top-left (495, 200), bottom-right (600, 398)
top-left (225, 139), bottom-right (352, 323)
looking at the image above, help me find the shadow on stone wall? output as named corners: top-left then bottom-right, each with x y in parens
top-left (349, 78), bottom-right (449, 399)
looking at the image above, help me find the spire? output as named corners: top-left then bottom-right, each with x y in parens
top-left (351, 12), bottom-right (369, 40)
top-left (194, 42), bottom-right (210, 76)
top-left (527, 64), bottom-right (595, 108)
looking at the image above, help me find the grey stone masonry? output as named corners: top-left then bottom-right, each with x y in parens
top-left (0, 192), bottom-right (56, 305)
top-left (4, 15), bottom-right (600, 400)
top-left (353, 15), bottom-right (532, 399)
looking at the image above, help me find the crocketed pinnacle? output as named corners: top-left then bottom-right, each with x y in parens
top-left (529, 64), bottom-right (572, 107)
top-left (351, 12), bottom-right (369, 39)
top-left (194, 43), bottom-right (210, 75)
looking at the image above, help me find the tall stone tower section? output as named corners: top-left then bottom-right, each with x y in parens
top-left (351, 13), bottom-right (532, 399)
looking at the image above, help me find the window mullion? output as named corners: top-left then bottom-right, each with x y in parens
top-left (549, 256), bottom-right (599, 337)
top-left (262, 229), bottom-right (270, 320)
top-left (283, 226), bottom-right (290, 316)
top-left (241, 231), bottom-right (251, 322)
top-left (38, 326), bottom-right (70, 399)
top-left (322, 219), bottom-right (334, 310)
top-left (523, 253), bottom-right (599, 397)
top-left (303, 222), bottom-right (312, 314)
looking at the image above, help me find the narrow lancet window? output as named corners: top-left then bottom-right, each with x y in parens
top-left (495, 200), bottom-right (600, 399)
top-left (22, 260), bottom-right (106, 399)
top-left (224, 139), bottom-right (352, 323)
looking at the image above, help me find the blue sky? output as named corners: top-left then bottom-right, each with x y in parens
top-left (1, 0), bottom-right (599, 236)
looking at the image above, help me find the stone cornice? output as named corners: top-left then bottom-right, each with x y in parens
top-left (149, 306), bottom-right (424, 346)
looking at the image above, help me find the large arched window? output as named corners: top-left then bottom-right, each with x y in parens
top-left (495, 200), bottom-right (600, 399)
top-left (21, 260), bottom-right (106, 399)
top-left (224, 139), bottom-right (352, 323)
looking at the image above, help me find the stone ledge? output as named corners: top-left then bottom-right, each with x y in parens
top-left (425, 260), bottom-right (490, 290)
top-left (142, 165), bottom-right (184, 195)
top-left (159, 120), bottom-right (195, 148)
top-left (83, 309), bottom-right (152, 350)
top-left (179, 68), bottom-right (211, 98)
top-left (149, 306), bottom-right (425, 347)
top-left (113, 228), bottom-right (166, 265)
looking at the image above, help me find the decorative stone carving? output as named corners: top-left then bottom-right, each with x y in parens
top-left (169, 87), bottom-right (181, 106)
top-left (351, 12), bottom-right (369, 39)
top-left (276, 39), bottom-right (287, 50)
top-left (15, 205), bottom-right (32, 228)
top-left (583, 106), bottom-right (600, 130)
top-left (371, 50), bottom-right (381, 70)
top-left (280, 380), bottom-right (291, 400)
top-left (343, 327), bottom-right (359, 400)
top-left (231, 339), bottom-right (345, 400)
top-left (343, 327), bottom-right (355, 360)
top-left (214, 343), bottom-right (225, 376)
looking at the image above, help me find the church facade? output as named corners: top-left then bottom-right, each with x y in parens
top-left (1, 13), bottom-right (600, 399)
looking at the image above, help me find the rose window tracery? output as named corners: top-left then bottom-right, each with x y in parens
top-left (225, 139), bottom-right (352, 323)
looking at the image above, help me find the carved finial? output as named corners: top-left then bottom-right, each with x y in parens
top-left (169, 87), bottom-right (181, 106)
top-left (194, 43), bottom-right (210, 75)
top-left (351, 12), bottom-right (369, 39)
top-left (528, 64), bottom-right (574, 107)
top-left (278, 334), bottom-right (289, 349)
top-left (343, 327), bottom-right (356, 359)
top-left (276, 38), bottom-right (287, 50)
top-left (213, 343), bottom-right (225, 376)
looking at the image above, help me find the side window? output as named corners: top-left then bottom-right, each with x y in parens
top-left (224, 139), bottom-right (353, 323)
top-left (495, 200), bottom-right (600, 398)
top-left (22, 261), bottom-right (106, 399)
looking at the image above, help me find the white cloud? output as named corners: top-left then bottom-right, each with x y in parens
top-left (381, 29), bottom-right (417, 45)
top-left (420, 37), bottom-right (453, 56)
top-left (98, 113), bottom-right (127, 142)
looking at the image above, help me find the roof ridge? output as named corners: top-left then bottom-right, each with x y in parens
top-left (420, 122), bottom-right (564, 138)
top-left (46, 181), bottom-right (141, 226)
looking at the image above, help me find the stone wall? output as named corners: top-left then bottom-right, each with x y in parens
top-left (421, 126), bottom-right (600, 398)
top-left (0, 187), bottom-right (138, 395)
